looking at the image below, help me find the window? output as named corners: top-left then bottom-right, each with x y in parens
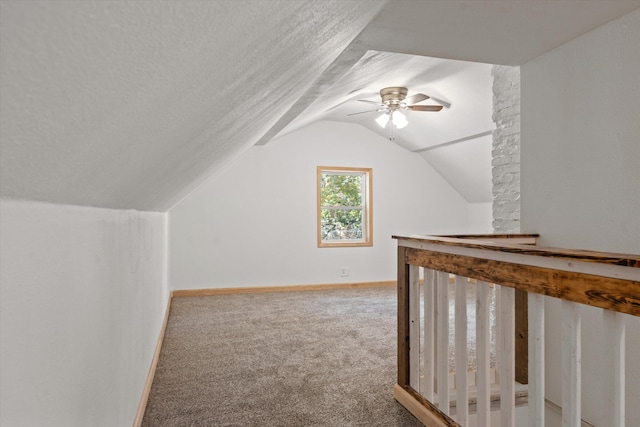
top-left (317, 166), bottom-right (372, 247)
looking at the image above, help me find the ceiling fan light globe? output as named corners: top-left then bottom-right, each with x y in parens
top-left (376, 113), bottom-right (390, 128)
top-left (392, 110), bottom-right (408, 129)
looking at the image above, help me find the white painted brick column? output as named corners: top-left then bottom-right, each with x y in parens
top-left (492, 65), bottom-right (520, 233)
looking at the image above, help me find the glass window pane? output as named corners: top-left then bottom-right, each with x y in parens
top-left (320, 208), bottom-right (363, 240)
top-left (320, 173), bottom-right (363, 207)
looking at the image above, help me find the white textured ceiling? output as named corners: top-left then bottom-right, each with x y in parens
top-left (0, 0), bottom-right (385, 210)
top-left (357, 0), bottom-right (640, 65)
top-left (1, 0), bottom-right (639, 210)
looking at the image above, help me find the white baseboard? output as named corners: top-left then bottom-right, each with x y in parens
top-left (132, 296), bottom-right (172, 427)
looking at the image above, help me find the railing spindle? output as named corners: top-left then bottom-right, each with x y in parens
top-left (409, 265), bottom-right (420, 391)
top-left (496, 284), bottom-right (502, 378)
top-left (603, 310), bottom-right (625, 427)
top-left (528, 292), bottom-right (545, 427)
top-left (422, 269), bottom-right (436, 401)
top-left (436, 271), bottom-right (450, 414)
top-left (499, 286), bottom-right (515, 427)
top-left (454, 275), bottom-right (468, 425)
top-left (561, 301), bottom-right (581, 427)
top-left (476, 280), bottom-right (491, 426)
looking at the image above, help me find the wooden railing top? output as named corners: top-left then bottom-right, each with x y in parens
top-left (394, 233), bottom-right (639, 316)
top-left (393, 234), bottom-right (640, 268)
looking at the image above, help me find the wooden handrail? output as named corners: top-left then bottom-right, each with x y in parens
top-left (393, 234), bottom-right (640, 267)
top-left (394, 234), bottom-right (640, 316)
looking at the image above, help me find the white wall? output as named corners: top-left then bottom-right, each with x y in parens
top-left (170, 120), bottom-right (473, 290)
top-left (0, 199), bottom-right (169, 427)
top-left (420, 134), bottom-right (494, 204)
top-left (521, 9), bottom-right (640, 426)
top-left (467, 202), bottom-right (493, 234)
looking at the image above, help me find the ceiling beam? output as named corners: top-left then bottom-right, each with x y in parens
top-left (412, 130), bottom-right (493, 153)
top-left (254, 41), bottom-right (369, 146)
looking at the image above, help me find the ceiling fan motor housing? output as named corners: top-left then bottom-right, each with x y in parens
top-left (380, 87), bottom-right (408, 105)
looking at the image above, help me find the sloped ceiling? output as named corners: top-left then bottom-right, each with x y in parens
top-left (0, 0), bottom-right (386, 210)
top-left (1, 0), bottom-right (639, 211)
top-left (271, 51), bottom-right (495, 203)
top-left (275, 51), bottom-right (494, 152)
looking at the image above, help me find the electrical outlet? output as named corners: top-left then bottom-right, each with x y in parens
top-left (340, 267), bottom-right (349, 277)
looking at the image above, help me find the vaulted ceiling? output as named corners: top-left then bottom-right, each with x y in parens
top-left (1, 0), bottom-right (638, 211)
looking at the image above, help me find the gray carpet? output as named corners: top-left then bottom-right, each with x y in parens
top-left (142, 286), bottom-right (423, 426)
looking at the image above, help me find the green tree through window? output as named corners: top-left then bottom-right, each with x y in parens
top-left (317, 166), bottom-right (372, 247)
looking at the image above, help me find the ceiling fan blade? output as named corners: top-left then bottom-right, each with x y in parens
top-left (404, 93), bottom-right (429, 105)
top-left (407, 105), bottom-right (443, 112)
top-left (358, 99), bottom-right (384, 106)
top-left (347, 109), bottom-right (385, 116)
top-left (428, 95), bottom-right (452, 109)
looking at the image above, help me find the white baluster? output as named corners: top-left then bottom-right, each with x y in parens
top-left (422, 269), bottom-right (436, 401)
top-left (409, 265), bottom-right (420, 391)
top-left (562, 301), bottom-right (581, 427)
top-left (476, 280), bottom-right (491, 426)
top-left (528, 292), bottom-right (545, 427)
top-left (437, 271), bottom-right (450, 414)
top-left (455, 275), bottom-right (468, 425)
top-left (499, 286), bottom-right (515, 427)
top-left (603, 310), bottom-right (625, 427)
top-left (496, 284), bottom-right (501, 379)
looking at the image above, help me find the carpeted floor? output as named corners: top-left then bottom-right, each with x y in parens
top-left (142, 286), bottom-right (423, 426)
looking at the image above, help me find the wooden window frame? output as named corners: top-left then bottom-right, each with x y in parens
top-left (317, 166), bottom-right (373, 248)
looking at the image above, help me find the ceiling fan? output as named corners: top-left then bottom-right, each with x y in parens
top-left (348, 87), bottom-right (443, 129)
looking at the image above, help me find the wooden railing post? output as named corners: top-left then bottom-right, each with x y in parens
top-left (515, 289), bottom-right (529, 384)
top-left (397, 245), bottom-right (410, 388)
